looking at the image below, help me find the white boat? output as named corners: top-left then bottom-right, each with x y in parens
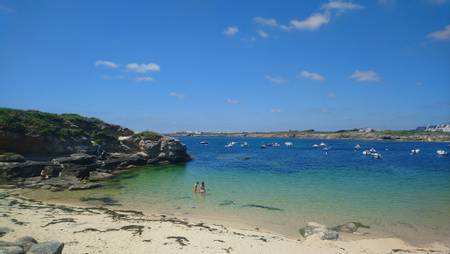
top-left (200, 141), bottom-right (208, 145)
top-left (285, 142), bottom-right (293, 147)
top-left (231, 141), bottom-right (238, 145)
top-left (273, 142), bottom-right (280, 147)
top-left (362, 150), bottom-right (370, 155)
top-left (363, 149), bottom-right (382, 159)
top-left (369, 148), bottom-right (377, 153)
top-left (260, 144), bottom-right (267, 149)
top-left (354, 144), bottom-right (361, 149)
top-left (225, 142), bottom-right (233, 148)
top-left (410, 149), bottom-right (420, 155)
top-left (312, 144), bottom-right (319, 148)
top-left (371, 152), bottom-right (382, 159)
top-left (319, 142), bottom-right (327, 147)
top-left (241, 142), bottom-right (249, 147)
top-left (436, 150), bottom-right (448, 156)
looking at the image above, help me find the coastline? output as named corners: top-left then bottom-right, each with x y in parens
top-left (1, 189), bottom-right (449, 254)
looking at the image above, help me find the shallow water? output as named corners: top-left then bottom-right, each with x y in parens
top-left (29, 137), bottom-right (450, 244)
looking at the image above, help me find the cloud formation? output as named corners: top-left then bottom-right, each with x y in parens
top-left (169, 92), bottom-right (185, 99)
top-left (321, 0), bottom-right (364, 11)
top-left (289, 13), bottom-right (330, 31)
top-left (271, 108), bottom-right (282, 113)
top-left (428, 25), bottom-right (450, 41)
top-left (95, 60), bottom-right (119, 69)
top-left (226, 98), bottom-right (239, 104)
top-left (126, 63), bottom-right (160, 73)
top-left (350, 70), bottom-right (381, 82)
top-left (224, 26), bottom-right (239, 36)
top-left (135, 76), bottom-right (153, 82)
top-left (298, 70), bottom-right (325, 81)
top-left (258, 30), bottom-right (269, 38)
top-left (253, 17), bottom-right (279, 27)
top-left (266, 75), bottom-right (287, 84)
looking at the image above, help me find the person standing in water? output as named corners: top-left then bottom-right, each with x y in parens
top-left (193, 182), bottom-right (199, 193)
top-left (200, 181), bottom-right (206, 193)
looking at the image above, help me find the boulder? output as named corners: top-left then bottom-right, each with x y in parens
top-left (15, 236), bottom-right (37, 252)
top-left (0, 245), bottom-right (24, 254)
top-left (99, 153), bottom-right (147, 170)
top-left (0, 161), bottom-right (48, 179)
top-left (68, 182), bottom-right (102, 191)
top-left (0, 153), bottom-right (25, 163)
top-left (299, 222), bottom-right (339, 240)
top-left (157, 137), bottom-right (191, 162)
top-left (28, 240), bottom-right (64, 254)
top-left (139, 140), bottom-right (161, 158)
top-left (0, 227), bottom-right (12, 237)
top-left (51, 153), bottom-right (96, 165)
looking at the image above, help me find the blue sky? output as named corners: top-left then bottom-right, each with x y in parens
top-left (1, 0), bottom-right (449, 132)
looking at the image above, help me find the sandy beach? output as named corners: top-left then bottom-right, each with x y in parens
top-left (0, 190), bottom-right (448, 254)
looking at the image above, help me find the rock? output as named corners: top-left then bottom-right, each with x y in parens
top-left (0, 153), bottom-right (25, 163)
top-left (0, 161), bottom-right (48, 179)
top-left (88, 171), bottom-right (114, 181)
top-left (28, 240), bottom-right (64, 254)
top-left (68, 182), bottom-right (102, 191)
top-left (139, 140), bottom-right (160, 158)
top-left (157, 137), bottom-right (191, 162)
top-left (299, 222), bottom-right (339, 240)
top-left (51, 153), bottom-right (96, 165)
top-left (0, 245), bottom-right (24, 254)
top-left (0, 227), bottom-right (12, 237)
top-left (99, 153), bottom-right (147, 170)
top-left (332, 222), bottom-right (370, 233)
top-left (15, 236), bottom-right (37, 252)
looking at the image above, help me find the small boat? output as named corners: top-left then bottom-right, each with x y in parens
top-left (362, 150), bottom-right (370, 155)
top-left (371, 152), bottom-right (382, 159)
top-left (319, 142), bottom-right (327, 147)
top-left (285, 142), bottom-right (293, 147)
top-left (273, 142), bottom-right (280, 147)
top-left (312, 144), bottom-right (319, 148)
top-left (260, 144), bottom-right (267, 149)
top-left (225, 142), bottom-right (233, 148)
top-left (241, 142), bottom-right (249, 147)
top-left (369, 148), bottom-right (377, 153)
top-left (410, 149), bottom-right (420, 155)
top-left (437, 150), bottom-right (448, 156)
top-left (200, 141), bottom-right (208, 145)
top-left (322, 147), bottom-right (329, 151)
top-left (231, 141), bottom-right (238, 145)
top-left (354, 144), bottom-right (361, 150)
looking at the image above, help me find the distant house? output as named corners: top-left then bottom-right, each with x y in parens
top-left (358, 128), bottom-right (374, 133)
top-left (424, 124), bottom-right (450, 133)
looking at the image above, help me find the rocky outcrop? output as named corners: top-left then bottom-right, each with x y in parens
top-left (0, 108), bottom-right (191, 191)
top-left (0, 236), bottom-right (63, 254)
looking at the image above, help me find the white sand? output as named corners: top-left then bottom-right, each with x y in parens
top-left (0, 191), bottom-right (448, 254)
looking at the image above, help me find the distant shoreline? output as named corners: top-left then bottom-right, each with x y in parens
top-left (170, 131), bottom-right (450, 142)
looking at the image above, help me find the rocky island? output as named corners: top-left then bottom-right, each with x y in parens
top-left (0, 108), bottom-right (191, 191)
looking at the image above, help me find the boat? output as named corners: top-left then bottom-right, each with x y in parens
top-left (285, 142), bottom-right (293, 147)
top-left (369, 148), bottom-right (377, 153)
top-left (354, 144), bottom-right (361, 149)
top-left (241, 142), bottom-right (249, 147)
top-left (200, 141), bottom-right (208, 145)
top-left (363, 149), bottom-right (382, 159)
top-left (410, 149), bottom-right (420, 155)
top-left (231, 141), bottom-right (238, 145)
top-left (322, 147), bottom-right (329, 151)
top-left (362, 150), bottom-right (370, 155)
top-left (312, 144), bottom-right (319, 148)
top-left (371, 152), bottom-right (382, 159)
top-left (225, 142), bottom-right (233, 148)
top-left (260, 144), bottom-right (267, 149)
top-left (436, 150), bottom-right (448, 156)
top-left (319, 142), bottom-right (327, 147)
top-left (273, 142), bottom-right (280, 147)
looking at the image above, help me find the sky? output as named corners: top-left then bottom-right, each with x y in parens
top-left (1, 0), bottom-right (449, 133)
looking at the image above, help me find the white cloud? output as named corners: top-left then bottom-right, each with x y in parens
top-left (321, 0), bottom-right (364, 11)
top-left (257, 30), bottom-right (269, 38)
top-left (135, 76), bottom-right (153, 82)
top-left (298, 70), bottom-right (325, 81)
top-left (350, 70), bottom-right (381, 82)
top-left (289, 13), bottom-right (330, 31)
top-left (271, 108), bottom-right (282, 113)
top-left (266, 75), bottom-right (287, 84)
top-left (226, 98), bottom-right (239, 104)
top-left (253, 17), bottom-right (278, 27)
top-left (326, 92), bottom-right (336, 98)
top-left (95, 60), bottom-right (119, 69)
top-left (126, 63), bottom-right (160, 73)
top-left (427, 25), bottom-right (450, 41)
top-left (224, 26), bottom-right (239, 37)
top-left (0, 4), bottom-right (13, 12)
top-left (169, 92), bottom-right (185, 99)
top-left (428, 0), bottom-right (448, 5)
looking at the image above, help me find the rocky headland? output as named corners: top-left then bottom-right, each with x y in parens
top-left (0, 108), bottom-right (191, 191)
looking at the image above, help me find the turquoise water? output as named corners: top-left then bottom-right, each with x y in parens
top-left (91, 137), bottom-right (449, 243)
